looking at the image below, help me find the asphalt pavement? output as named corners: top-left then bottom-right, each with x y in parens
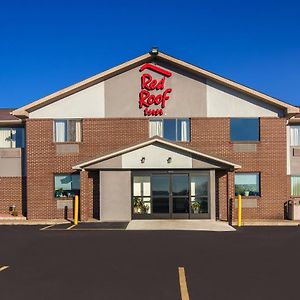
top-left (0, 225), bottom-right (300, 300)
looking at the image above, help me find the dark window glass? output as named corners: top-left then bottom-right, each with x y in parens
top-left (173, 197), bottom-right (189, 213)
top-left (172, 175), bottom-right (189, 196)
top-left (163, 119), bottom-right (177, 140)
top-left (152, 175), bottom-right (170, 197)
top-left (152, 197), bottom-right (169, 213)
top-left (230, 118), bottom-right (259, 141)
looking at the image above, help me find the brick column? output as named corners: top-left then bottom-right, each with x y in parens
top-left (80, 170), bottom-right (93, 221)
top-left (227, 171), bottom-right (236, 222)
top-left (216, 170), bottom-right (235, 222)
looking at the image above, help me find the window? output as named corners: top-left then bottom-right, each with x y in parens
top-left (230, 118), bottom-right (259, 141)
top-left (290, 126), bottom-right (300, 146)
top-left (149, 118), bottom-right (190, 141)
top-left (291, 176), bottom-right (300, 197)
top-left (133, 176), bottom-right (151, 214)
top-left (54, 120), bottom-right (81, 143)
top-left (190, 175), bottom-right (209, 214)
top-left (235, 173), bottom-right (260, 196)
top-left (54, 174), bottom-right (80, 198)
top-left (0, 128), bottom-right (25, 148)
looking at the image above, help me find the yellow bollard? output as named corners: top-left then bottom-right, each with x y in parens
top-left (238, 194), bottom-right (242, 227)
top-left (74, 195), bottom-right (79, 225)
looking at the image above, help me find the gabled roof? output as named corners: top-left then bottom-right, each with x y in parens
top-left (72, 137), bottom-right (241, 170)
top-left (12, 49), bottom-right (299, 118)
top-left (0, 108), bottom-right (22, 124)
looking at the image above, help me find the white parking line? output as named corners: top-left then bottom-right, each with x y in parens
top-left (67, 224), bottom-right (76, 230)
top-left (178, 267), bottom-right (190, 300)
top-left (40, 224), bottom-right (55, 231)
top-left (0, 266), bottom-right (9, 272)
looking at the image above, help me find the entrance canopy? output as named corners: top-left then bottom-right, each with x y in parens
top-left (73, 137), bottom-right (241, 170)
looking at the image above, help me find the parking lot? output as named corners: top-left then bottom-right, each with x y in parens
top-left (1, 225), bottom-right (300, 300)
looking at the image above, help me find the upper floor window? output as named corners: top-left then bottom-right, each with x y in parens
top-left (149, 118), bottom-right (190, 142)
top-left (54, 120), bottom-right (81, 143)
top-left (290, 126), bottom-right (300, 146)
top-left (230, 118), bottom-right (259, 142)
top-left (0, 127), bottom-right (25, 148)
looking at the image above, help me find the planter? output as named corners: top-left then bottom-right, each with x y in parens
top-left (244, 191), bottom-right (250, 197)
top-left (133, 207), bottom-right (141, 214)
top-left (192, 207), bottom-right (200, 214)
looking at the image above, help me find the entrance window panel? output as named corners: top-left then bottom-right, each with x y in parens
top-left (173, 197), bottom-right (189, 213)
top-left (133, 176), bottom-right (151, 214)
top-left (191, 176), bottom-right (208, 196)
top-left (172, 175), bottom-right (189, 196)
top-left (152, 175), bottom-right (170, 197)
top-left (190, 175), bottom-right (209, 215)
top-left (191, 197), bottom-right (208, 214)
top-left (152, 197), bottom-right (169, 213)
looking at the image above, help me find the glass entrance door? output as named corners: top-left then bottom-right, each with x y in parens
top-left (132, 172), bottom-right (211, 219)
top-left (171, 174), bottom-right (189, 219)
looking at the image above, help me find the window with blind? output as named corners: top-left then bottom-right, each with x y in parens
top-left (291, 176), bottom-right (300, 197)
top-left (54, 120), bottom-right (82, 143)
top-left (149, 118), bottom-right (190, 142)
top-left (290, 126), bottom-right (300, 146)
top-left (0, 128), bottom-right (25, 148)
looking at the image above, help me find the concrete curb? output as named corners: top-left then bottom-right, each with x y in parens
top-left (0, 219), bottom-right (71, 225)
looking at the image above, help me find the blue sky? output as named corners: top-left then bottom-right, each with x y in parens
top-left (0, 0), bottom-right (299, 108)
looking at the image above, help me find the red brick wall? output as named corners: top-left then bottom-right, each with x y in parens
top-left (188, 117), bottom-right (287, 220)
top-left (25, 118), bottom-right (148, 220)
top-left (25, 117), bottom-right (287, 220)
top-left (0, 177), bottom-right (25, 216)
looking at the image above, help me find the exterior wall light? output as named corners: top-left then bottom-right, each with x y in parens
top-left (141, 157), bottom-right (145, 163)
top-left (167, 157), bottom-right (172, 164)
top-left (149, 47), bottom-right (159, 55)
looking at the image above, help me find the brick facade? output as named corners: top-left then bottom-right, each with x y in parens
top-left (0, 177), bottom-right (26, 216)
top-left (25, 117), bottom-right (287, 220)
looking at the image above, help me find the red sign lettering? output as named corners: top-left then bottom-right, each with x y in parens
top-left (139, 63), bottom-right (172, 116)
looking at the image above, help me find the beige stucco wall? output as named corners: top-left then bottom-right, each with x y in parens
top-left (28, 61), bottom-right (285, 120)
top-left (29, 82), bottom-right (105, 119)
top-left (206, 80), bottom-right (284, 117)
top-left (104, 63), bottom-right (207, 118)
top-left (100, 170), bottom-right (131, 221)
top-left (0, 149), bottom-right (22, 177)
top-left (121, 143), bottom-right (193, 169)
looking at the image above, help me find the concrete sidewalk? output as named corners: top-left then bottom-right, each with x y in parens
top-left (126, 220), bottom-right (236, 231)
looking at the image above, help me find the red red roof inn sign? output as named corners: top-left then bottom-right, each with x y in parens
top-left (139, 63), bottom-right (172, 116)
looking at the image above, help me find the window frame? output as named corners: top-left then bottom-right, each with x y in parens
top-left (0, 127), bottom-right (25, 148)
top-left (53, 173), bottom-right (80, 199)
top-left (230, 118), bottom-right (260, 142)
top-left (234, 172), bottom-right (261, 197)
top-left (53, 119), bottom-right (82, 143)
top-left (149, 118), bottom-right (190, 142)
top-left (290, 125), bottom-right (300, 146)
top-left (291, 176), bottom-right (300, 197)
